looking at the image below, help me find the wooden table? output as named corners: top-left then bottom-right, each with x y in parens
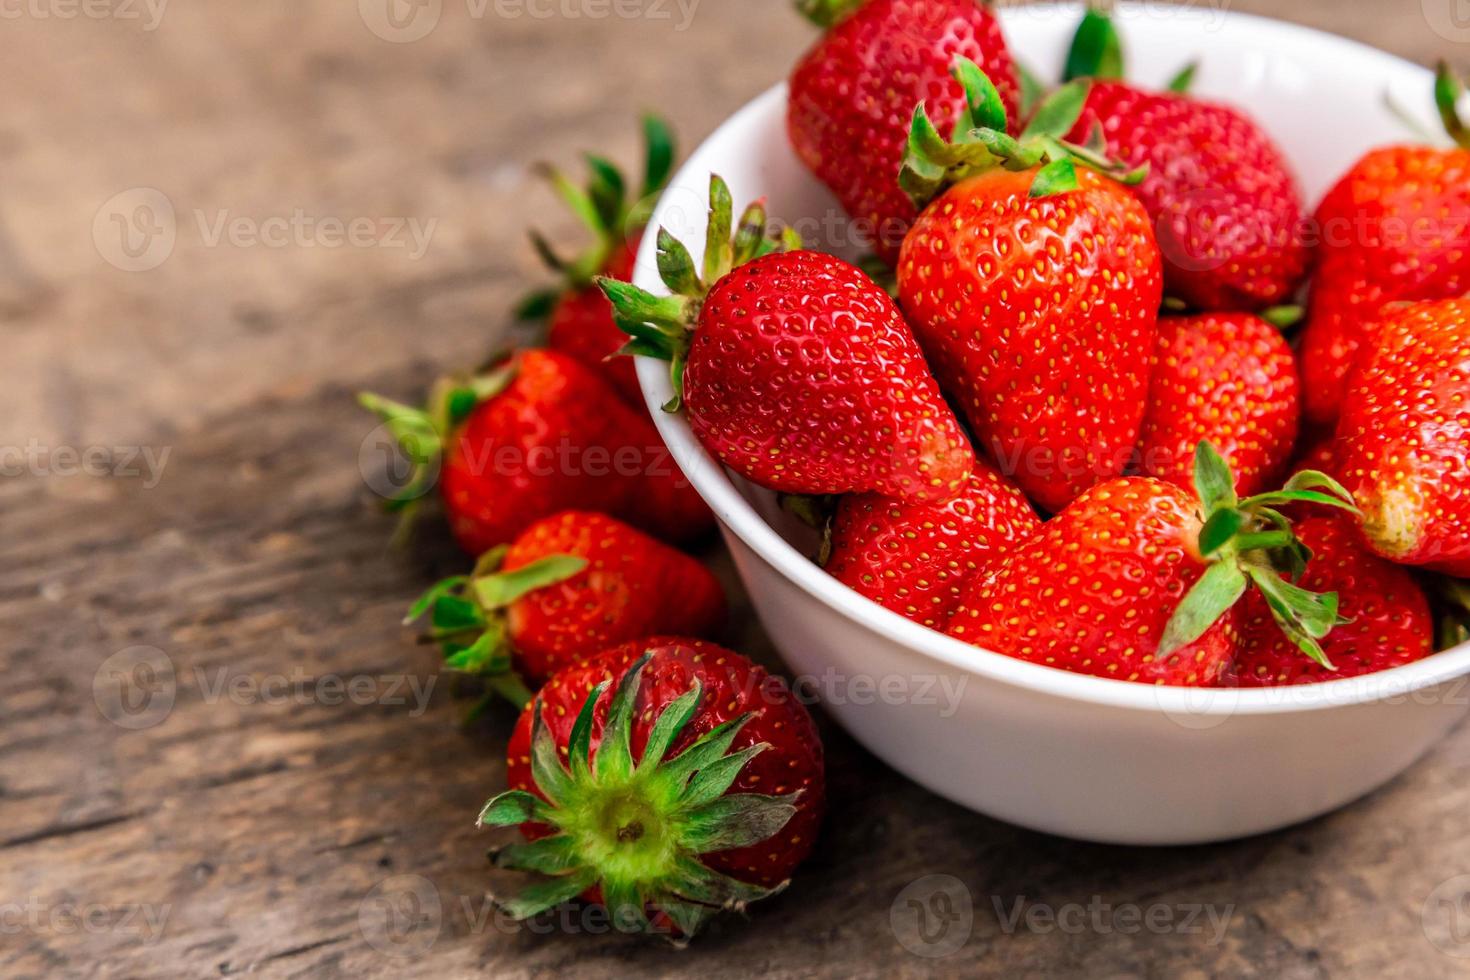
top-left (6, 2), bottom-right (1470, 976)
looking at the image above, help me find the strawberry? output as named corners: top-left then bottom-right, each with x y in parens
top-left (1228, 513), bottom-right (1434, 686)
top-left (947, 443), bottom-right (1358, 686)
top-left (1136, 312), bottom-right (1301, 497)
top-left (1299, 64), bottom-right (1470, 428)
top-left (518, 117), bottom-right (677, 407)
top-left (826, 459), bottom-right (1039, 628)
top-left (408, 512), bottom-right (726, 700)
top-left (1060, 10), bottom-right (1308, 311)
top-left (359, 349), bottom-right (712, 555)
top-left (481, 640), bottom-right (824, 939)
top-left (787, 0), bottom-right (1020, 264)
top-left (600, 178), bottom-right (974, 502)
top-left (896, 61), bottom-right (1162, 512)
top-left (1336, 297), bottom-right (1470, 576)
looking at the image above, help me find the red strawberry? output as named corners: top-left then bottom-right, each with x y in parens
top-left (1229, 513), bottom-right (1433, 686)
top-left (947, 443), bottom-right (1357, 685)
top-left (1299, 65), bottom-right (1470, 428)
top-left (1060, 11), bottom-right (1308, 311)
top-left (519, 117), bottom-right (677, 407)
top-left (482, 640), bottom-right (824, 939)
top-left (826, 459), bottom-right (1039, 628)
top-left (788, 0), bottom-right (1020, 264)
top-left (1336, 297), bottom-right (1470, 576)
top-left (601, 179), bottom-right (974, 503)
top-left (410, 512), bottom-right (726, 697)
top-left (1136, 312), bottom-right (1301, 496)
top-left (359, 349), bottom-right (712, 555)
top-left (896, 62), bottom-right (1162, 512)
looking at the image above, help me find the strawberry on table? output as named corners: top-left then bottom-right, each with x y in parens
top-left (826, 460), bottom-right (1040, 629)
top-left (1337, 297), bottom-right (1470, 576)
top-left (408, 512), bottom-right (726, 703)
top-left (897, 59), bottom-right (1162, 512)
top-left (600, 177), bottom-right (975, 503)
top-left (359, 349), bottom-right (713, 555)
top-left (481, 640), bottom-right (824, 939)
top-left (1228, 513), bottom-right (1434, 686)
top-left (788, 0), bottom-right (1020, 264)
top-left (518, 116), bottom-right (677, 407)
top-left (1060, 10), bottom-right (1308, 311)
top-left (1299, 63), bottom-right (1470, 428)
top-left (948, 443), bottom-right (1358, 686)
top-left (1136, 312), bottom-right (1301, 496)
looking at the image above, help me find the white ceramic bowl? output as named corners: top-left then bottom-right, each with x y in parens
top-left (632, 2), bottom-right (1470, 845)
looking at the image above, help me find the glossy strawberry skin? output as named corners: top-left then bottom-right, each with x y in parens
top-left (506, 638), bottom-right (824, 889)
top-left (1227, 513), bottom-right (1432, 686)
top-left (1301, 146), bottom-right (1470, 427)
top-left (788, 0), bottom-right (1020, 264)
top-left (947, 478), bottom-right (1236, 686)
top-left (1137, 313), bottom-right (1300, 496)
top-left (687, 250), bottom-right (974, 502)
top-left (439, 350), bottom-right (711, 555)
top-left (500, 513), bottom-right (726, 683)
top-left (899, 168), bottom-right (1164, 513)
top-left (827, 460), bottom-right (1040, 629)
top-left (1336, 298), bottom-right (1470, 575)
top-left (548, 240), bottom-right (644, 408)
top-left (1066, 81), bottom-right (1308, 311)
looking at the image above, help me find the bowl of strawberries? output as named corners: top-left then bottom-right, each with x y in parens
top-left (608, 1), bottom-right (1470, 845)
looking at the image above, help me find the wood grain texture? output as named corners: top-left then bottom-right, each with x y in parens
top-left (5, 1), bottom-right (1470, 977)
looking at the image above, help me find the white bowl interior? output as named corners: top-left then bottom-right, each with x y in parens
top-left (633, 1), bottom-right (1470, 717)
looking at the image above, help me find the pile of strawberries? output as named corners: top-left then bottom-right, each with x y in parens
top-left (362, 0), bottom-right (1470, 944)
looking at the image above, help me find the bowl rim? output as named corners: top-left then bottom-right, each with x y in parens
top-left (633, 2), bottom-right (1470, 718)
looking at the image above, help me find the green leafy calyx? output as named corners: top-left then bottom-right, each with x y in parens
top-left (1435, 61), bottom-right (1470, 150)
top-left (479, 654), bottom-right (799, 940)
top-left (405, 545), bottom-right (589, 709)
top-left (596, 174), bottom-right (799, 411)
top-left (900, 57), bottom-right (1147, 212)
top-left (1158, 441), bottom-right (1361, 668)
top-left (794, 0), bottom-right (864, 29)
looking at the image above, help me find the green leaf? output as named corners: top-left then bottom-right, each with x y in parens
top-left (432, 593), bottom-right (485, 633)
top-left (703, 175), bottom-right (735, 284)
top-left (567, 679), bottom-right (609, 779)
top-left (530, 708), bottom-right (575, 806)
top-left (478, 789), bottom-right (551, 827)
top-left (1017, 60), bottom-right (1046, 118)
top-left (641, 114), bottom-right (677, 198)
top-left (474, 555), bottom-right (590, 609)
top-left (732, 200), bottom-right (771, 266)
top-left (1247, 567), bottom-right (1340, 669)
top-left (603, 880), bottom-right (651, 934)
top-left (1029, 158), bottom-right (1079, 198)
top-left (404, 576), bottom-right (468, 625)
top-left (596, 276), bottom-right (689, 332)
top-left (494, 835), bottom-right (582, 874)
top-left (528, 229), bottom-right (569, 273)
top-left (679, 743), bottom-right (767, 808)
top-left (682, 793), bottom-right (800, 852)
top-left (1021, 80), bottom-right (1090, 141)
top-left (1157, 559), bottom-right (1248, 657)
top-left (1436, 60), bottom-right (1470, 149)
top-left (1275, 470), bottom-right (1358, 511)
top-left (1166, 61), bottom-right (1198, 94)
top-left (1193, 441), bottom-right (1238, 514)
top-left (497, 867), bottom-right (598, 921)
top-left (658, 714), bottom-right (750, 790)
top-left (794, 0), bottom-right (863, 29)
top-left (656, 228), bottom-right (701, 296)
top-left (594, 655), bottom-right (651, 784)
top-left (668, 856), bottom-right (786, 907)
top-left (1064, 8), bottom-right (1125, 82)
top-left (514, 288), bottom-right (560, 323)
top-left (442, 625), bottom-right (509, 675)
top-left (952, 56), bottom-right (1009, 136)
top-left (899, 104), bottom-right (953, 209)
top-left (1197, 509), bottom-right (1242, 557)
top-left (638, 680), bottom-right (702, 771)
top-left (584, 154), bottom-right (627, 232)
top-left (658, 900), bottom-right (714, 940)
top-left (539, 163), bottom-right (608, 239)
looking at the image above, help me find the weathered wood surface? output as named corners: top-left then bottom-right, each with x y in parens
top-left (5, 2), bottom-right (1470, 977)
